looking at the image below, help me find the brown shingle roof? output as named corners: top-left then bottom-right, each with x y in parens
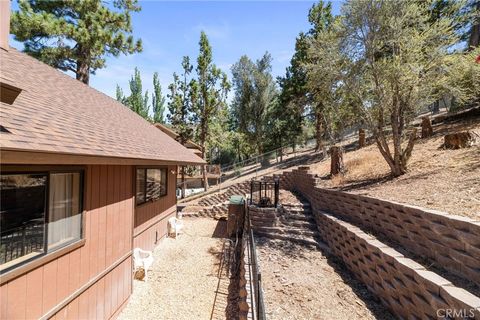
top-left (154, 123), bottom-right (203, 152)
top-left (0, 47), bottom-right (205, 165)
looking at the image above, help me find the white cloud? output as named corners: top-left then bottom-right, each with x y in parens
top-left (190, 21), bottom-right (231, 40)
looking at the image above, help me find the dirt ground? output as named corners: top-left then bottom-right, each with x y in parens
top-left (184, 117), bottom-right (479, 219)
top-left (118, 218), bottom-right (231, 320)
top-left (256, 238), bottom-right (393, 320)
top-left (310, 119), bottom-right (480, 219)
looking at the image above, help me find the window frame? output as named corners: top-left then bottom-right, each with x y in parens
top-left (0, 166), bottom-right (85, 276)
top-left (135, 166), bottom-right (168, 206)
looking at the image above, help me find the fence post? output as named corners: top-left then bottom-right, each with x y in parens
top-left (250, 180), bottom-right (253, 205)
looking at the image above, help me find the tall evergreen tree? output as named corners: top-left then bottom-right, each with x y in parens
top-left (11, 0), bottom-right (143, 84)
top-left (116, 67), bottom-right (150, 120)
top-left (231, 53), bottom-right (277, 154)
top-left (193, 31), bottom-right (230, 190)
top-left (152, 72), bottom-right (166, 124)
top-left (167, 56), bottom-right (197, 197)
top-left (167, 56), bottom-right (196, 145)
top-left (277, 1), bottom-right (335, 151)
top-left (195, 32), bottom-right (230, 159)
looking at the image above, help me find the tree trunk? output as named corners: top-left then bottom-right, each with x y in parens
top-left (202, 165), bottom-right (209, 191)
top-left (421, 116), bottom-right (433, 138)
top-left (200, 117), bottom-right (209, 191)
top-left (181, 166), bottom-right (186, 199)
top-left (315, 111), bottom-right (323, 151)
top-left (330, 146), bottom-right (344, 176)
top-left (468, 1), bottom-right (480, 49)
top-left (444, 131), bottom-right (476, 149)
top-left (390, 128), bottom-right (417, 177)
top-left (76, 60), bottom-right (90, 84)
top-left (358, 129), bottom-right (366, 148)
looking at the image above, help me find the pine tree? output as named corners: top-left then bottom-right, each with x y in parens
top-left (116, 67), bottom-right (150, 120)
top-left (11, 0), bottom-right (143, 85)
top-left (167, 56), bottom-right (195, 145)
top-left (195, 32), bottom-right (230, 159)
top-left (231, 53), bottom-right (277, 155)
top-left (167, 56), bottom-right (197, 198)
top-left (152, 72), bottom-right (166, 124)
top-left (116, 84), bottom-right (125, 104)
top-left (277, 1), bottom-right (335, 151)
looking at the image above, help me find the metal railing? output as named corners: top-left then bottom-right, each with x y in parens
top-left (245, 206), bottom-right (266, 320)
top-left (0, 221), bottom-right (45, 264)
top-left (220, 139), bottom-right (317, 175)
top-left (250, 179), bottom-right (279, 208)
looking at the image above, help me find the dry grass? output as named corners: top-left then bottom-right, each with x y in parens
top-left (310, 119), bottom-right (480, 219)
top-left (313, 146), bottom-right (391, 183)
top-left (330, 174), bottom-right (346, 187)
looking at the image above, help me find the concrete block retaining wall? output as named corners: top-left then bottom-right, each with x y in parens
top-left (280, 167), bottom-right (480, 287)
top-left (248, 205), bottom-right (278, 227)
top-left (317, 212), bottom-right (480, 319)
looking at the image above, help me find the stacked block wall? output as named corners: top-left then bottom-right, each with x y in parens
top-left (279, 168), bottom-right (480, 287)
top-left (317, 212), bottom-right (480, 319)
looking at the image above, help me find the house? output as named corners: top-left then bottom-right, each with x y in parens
top-left (154, 123), bottom-right (221, 198)
top-left (154, 123), bottom-right (203, 158)
top-left (0, 2), bottom-right (205, 319)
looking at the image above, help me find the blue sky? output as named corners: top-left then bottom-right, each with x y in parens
top-left (10, 1), bottom-right (343, 103)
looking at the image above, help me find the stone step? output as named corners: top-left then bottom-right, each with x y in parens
top-left (283, 207), bottom-right (312, 214)
top-left (254, 226), bottom-right (319, 238)
top-left (278, 218), bottom-right (317, 230)
top-left (254, 231), bottom-right (323, 248)
top-left (282, 202), bottom-right (311, 209)
top-left (282, 213), bottom-right (315, 222)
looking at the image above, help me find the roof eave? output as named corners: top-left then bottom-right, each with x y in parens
top-left (0, 148), bottom-right (207, 166)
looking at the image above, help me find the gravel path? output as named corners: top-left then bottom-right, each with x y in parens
top-left (256, 238), bottom-right (393, 320)
top-left (118, 218), bottom-right (229, 320)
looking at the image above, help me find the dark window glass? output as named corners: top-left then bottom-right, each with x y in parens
top-left (136, 168), bottom-right (167, 205)
top-left (1, 171), bottom-right (84, 273)
top-left (0, 174), bottom-right (47, 270)
top-left (136, 169), bottom-right (146, 205)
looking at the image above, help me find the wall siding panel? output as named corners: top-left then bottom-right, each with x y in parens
top-left (42, 260), bottom-right (58, 314)
top-left (0, 165), bottom-right (135, 319)
top-left (25, 267), bottom-right (43, 319)
top-left (55, 254), bottom-right (70, 304)
top-left (6, 275), bottom-right (27, 319)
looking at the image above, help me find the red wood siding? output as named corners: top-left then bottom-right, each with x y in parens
top-left (133, 165), bottom-right (177, 252)
top-left (0, 165), bottom-right (134, 320)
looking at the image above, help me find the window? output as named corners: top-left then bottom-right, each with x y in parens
top-left (0, 170), bottom-right (83, 273)
top-left (136, 168), bottom-right (167, 205)
top-left (48, 173), bottom-right (82, 250)
top-left (136, 169), bottom-right (146, 205)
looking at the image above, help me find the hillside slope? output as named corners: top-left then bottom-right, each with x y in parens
top-left (310, 118), bottom-right (480, 218)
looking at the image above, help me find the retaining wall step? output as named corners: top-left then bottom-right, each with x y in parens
top-left (254, 226), bottom-right (319, 238)
top-left (254, 231), bottom-right (322, 248)
top-left (278, 218), bottom-right (318, 230)
top-left (282, 203), bottom-right (311, 209)
top-left (282, 213), bottom-right (315, 222)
